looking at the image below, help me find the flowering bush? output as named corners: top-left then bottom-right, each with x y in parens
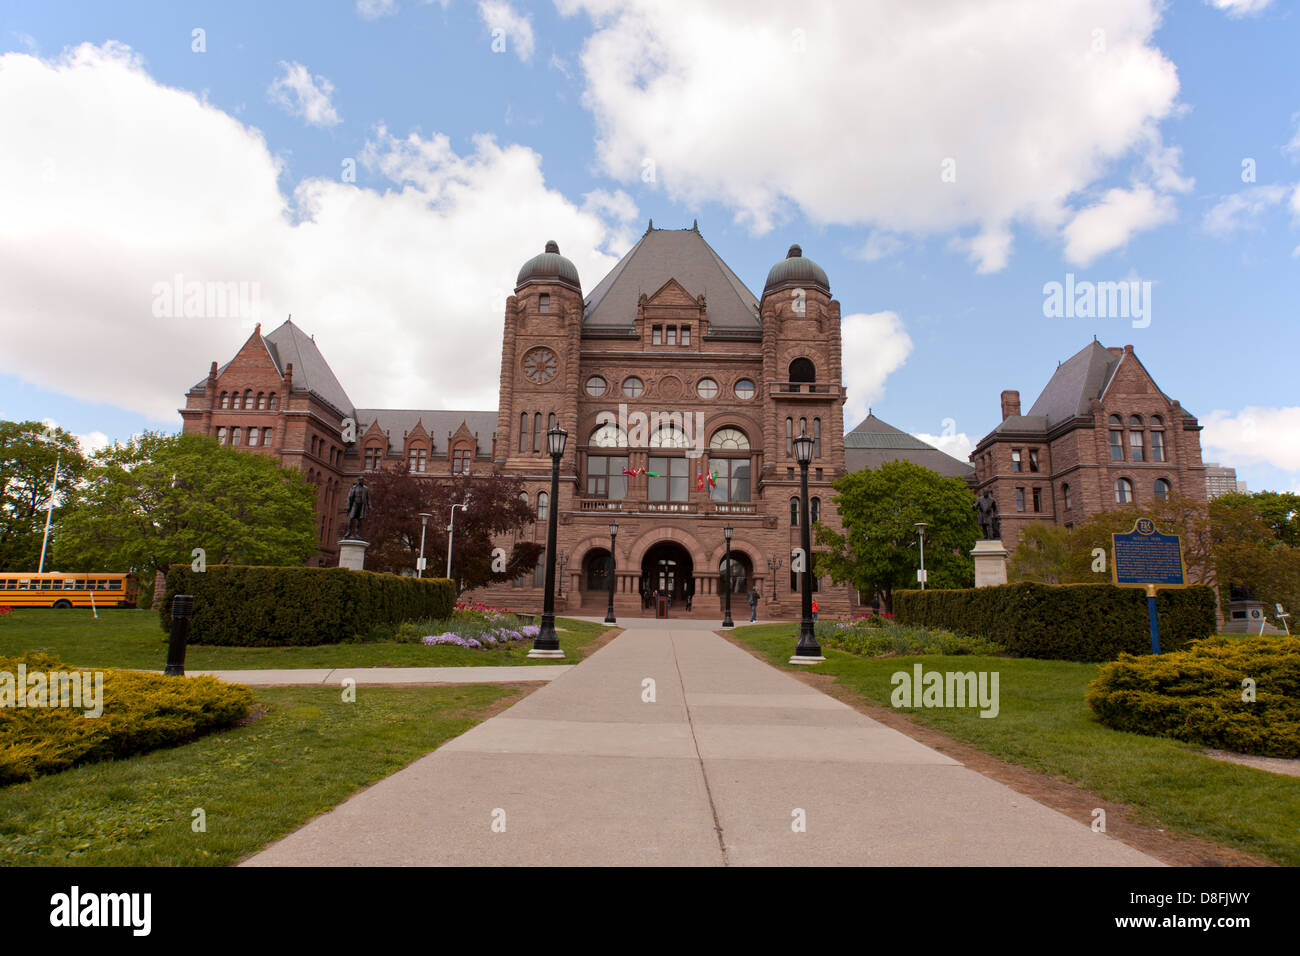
top-left (409, 606), bottom-right (539, 651)
top-left (0, 606), bottom-right (12, 617)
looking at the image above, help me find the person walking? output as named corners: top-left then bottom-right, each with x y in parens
top-left (747, 586), bottom-right (760, 623)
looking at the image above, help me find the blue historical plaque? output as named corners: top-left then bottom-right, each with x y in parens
top-left (1112, 518), bottom-right (1187, 588)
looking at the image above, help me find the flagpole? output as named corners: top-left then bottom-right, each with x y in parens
top-left (38, 450), bottom-right (60, 573)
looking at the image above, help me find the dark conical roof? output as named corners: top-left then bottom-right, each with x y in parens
top-left (763, 243), bottom-right (830, 296)
top-left (516, 240), bottom-right (581, 292)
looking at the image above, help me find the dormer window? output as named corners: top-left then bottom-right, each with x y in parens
top-left (453, 448), bottom-right (472, 474)
top-left (539, 293), bottom-right (550, 314)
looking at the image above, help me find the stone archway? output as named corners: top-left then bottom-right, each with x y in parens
top-left (641, 541), bottom-right (694, 610)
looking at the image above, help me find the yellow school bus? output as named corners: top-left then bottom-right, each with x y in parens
top-left (0, 572), bottom-right (139, 609)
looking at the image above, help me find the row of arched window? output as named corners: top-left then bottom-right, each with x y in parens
top-left (216, 426), bottom-right (272, 448)
top-left (790, 496), bottom-right (821, 525)
top-left (219, 390), bottom-right (277, 410)
top-left (1059, 477), bottom-right (1173, 509)
top-left (785, 418), bottom-right (821, 458)
top-left (1108, 414), bottom-right (1167, 463)
top-left (519, 491), bottom-right (550, 521)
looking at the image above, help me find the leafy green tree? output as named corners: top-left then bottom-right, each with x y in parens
top-left (815, 460), bottom-right (978, 610)
top-left (1007, 523), bottom-right (1075, 584)
top-left (0, 420), bottom-right (88, 571)
top-left (53, 432), bottom-right (317, 582)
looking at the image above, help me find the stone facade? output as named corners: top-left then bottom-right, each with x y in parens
top-left (969, 342), bottom-right (1208, 555)
top-left (181, 224), bottom-right (856, 618)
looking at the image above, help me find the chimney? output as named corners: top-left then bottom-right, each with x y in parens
top-left (1000, 390), bottom-right (1021, 420)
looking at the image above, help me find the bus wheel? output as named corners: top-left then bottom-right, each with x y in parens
top-left (53, 600), bottom-right (73, 609)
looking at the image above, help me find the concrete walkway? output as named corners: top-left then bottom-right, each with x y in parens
top-left (189, 665), bottom-right (572, 686)
top-left (244, 620), bottom-right (1160, 866)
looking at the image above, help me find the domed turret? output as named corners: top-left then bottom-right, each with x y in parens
top-left (516, 240), bottom-right (581, 293)
top-left (763, 243), bottom-right (829, 297)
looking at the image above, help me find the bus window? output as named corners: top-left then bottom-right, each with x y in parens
top-left (64, 579), bottom-right (76, 589)
top-left (18, 579), bottom-right (30, 590)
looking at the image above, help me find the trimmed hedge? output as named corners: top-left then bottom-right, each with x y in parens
top-left (159, 565), bottom-right (456, 646)
top-left (1, 652), bottom-right (253, 785)
top-left (1086, 636), bottom-right (1300, 757)
top-left (893, 582), bottom-right (1216, 662)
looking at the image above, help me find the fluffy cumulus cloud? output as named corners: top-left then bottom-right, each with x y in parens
top-left (557, 0), bottom-right (1186, 271)
top-left (1202, 184), bottom-right (1291, 235)
top-left (479, 0), bottom-right (536, 63)
top-left (1202, 407), bottom-right (1300, 472)
top-left (839, 311), bottom-right (912, 427)
top-left (356, 0), bottom-right (399, 19)
top-left (0, 43), bottom-right (634, 422)
top-left (268, 60), bottom-right (342, 127)
top-left (913, 430), bottom-right (976, 463)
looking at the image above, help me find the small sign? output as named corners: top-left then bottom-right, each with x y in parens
top-left (416, 557), bottom-right (427, 571)
top-left (1111, 518), bottom-right (1187, 589)
top-left (917, 569), bottom-right (928, 583)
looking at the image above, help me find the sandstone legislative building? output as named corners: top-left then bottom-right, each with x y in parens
top-left (182, 223), bottom-right (858, 617)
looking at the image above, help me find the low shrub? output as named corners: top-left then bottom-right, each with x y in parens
top-left (1086, 636), bottom-right (1300, 757)
top-left (894, 582), bottom-right (1217, 662)
top-left (159, 565), bottom-right (455, 646)
top-left (817, 620), bottom-right (1004, 658)
top-left (0, 653), bottom-right (253, 785)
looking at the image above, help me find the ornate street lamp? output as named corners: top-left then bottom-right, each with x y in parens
top-left (790, 431), bottom-right (824, 663)
top-left (417, 512), bottom-right (432, 577)
top-left (767, 555), bottom-right (783, 601)
top-left (604, 520), bottom-right (619, 624)
top-left (446, 499), bottom-right (469, 580)
top-left (915, 521), bottom-right (928, 590)
top-left (721, 525), bottom-right (735, 627)
top-left (529, 424), bottom-right (568, 658)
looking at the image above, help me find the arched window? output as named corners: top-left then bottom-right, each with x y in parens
top-left (1153, 478), bottom-right (1171, 502)
top-left (650, 423), bottom-right (690, 448)
top-left (1108, 415), bottom-right (1122, 425)
top-left (709, 427), bottom-right (749, 450)
top-left (786, 417), bottom-right (793, 456)
top-left (519, 491), bottom-right (529, 507)
top-left (268, 393), bottom-right (278, 410)
top-left (548, 412), bottom-right (557, 433)
top-left (1115, 477), bottom-right (1133, 504)
top-left (219, 392), bottom-right (229, 409)
top-left (216, 427), bottom-right (227, 444)
top-left (537, 492), bottom-right (549, 521)
top-left (1150, 416), bottom-right (1166, 462)
top-left (813, 418), bottom-right (821, 457)
top-left (1062, 483), bottom-right (1072, 510)
top-left (230, 427), bottom-right (242, 447)
top-left (533, 412), bottom-right (542, 452)
top-left (1109, 417), bottom-right (1124, 461)
top-left (789, 357), bottom-right (816, 384)
top-left (810, 497), bottom-right (821, 524)
top-left (257, 392), bottom-right (266, 410)
top-left (520, 413), bottom-right (528, 452)
top-left (248, 428), bottom-right (259, 447)
top-left (790, 497), bottom-right (800, 526)
top-left (1129, 428), bottom-right (1144, 462)
top-left (230, 392), bottom-right (241, 410)
top-left (589, 422), bottom-right (628, 447)
top-left (1128, 414), bottom-right (1143, 427)
top-left (243, 390), bottom-right (253, 409)
top-left (263, 427), bottom-right (273, 447)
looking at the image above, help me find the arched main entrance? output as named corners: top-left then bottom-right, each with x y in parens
top-left (641, 541), bottom-right (694, 608)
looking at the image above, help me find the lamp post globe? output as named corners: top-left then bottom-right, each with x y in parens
top-left (604, 520), bottom-right (618, 624)
top-left (721, 525), bottom-right (735, 627)
top-left (529, 425), bottom-right (568, 658)
top-left (790, 432), bottom-right (823, 663)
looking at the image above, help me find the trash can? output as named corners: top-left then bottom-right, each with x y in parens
top-left (656, 596), bottom-right (668, 619)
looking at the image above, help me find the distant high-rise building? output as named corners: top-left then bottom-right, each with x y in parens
top-left (1204, 462), bottom-right (1244, 498)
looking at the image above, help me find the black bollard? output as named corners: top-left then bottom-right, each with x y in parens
top-left (164, 594), bottom-right (194, 676)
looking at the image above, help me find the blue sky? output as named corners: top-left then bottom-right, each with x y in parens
top-left (1, 0), bottom-right (1297, 493)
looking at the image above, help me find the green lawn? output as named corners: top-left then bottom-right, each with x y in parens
top-left (732, 623), bottom-right (1300, 866)
top-left (0, 683), bottom-right (516, 866)
top-left (0, 608), bottom-right (610, 670)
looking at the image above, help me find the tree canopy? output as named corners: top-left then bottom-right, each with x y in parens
top-left (361, 466), bottom-right (544, 594)
top-left (0, 420), bottom-right (88, 571)
top-left (53, 431), bottom-right (317, 577)
top-left (816, 460), bottom-right (979, 609)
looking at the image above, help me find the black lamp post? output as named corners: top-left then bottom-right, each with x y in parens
top-left (721, 524), bottom-right (735, 627)
top-left (790, 431), bottom-right (824, 663)
top-left (767, 554), bottom-right (783, 601)
top-left (529, 424), bottom-right (567, 658)
top-left (604, 520), bottom-right (618, 624)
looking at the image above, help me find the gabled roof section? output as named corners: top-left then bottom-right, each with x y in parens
top-left (844, 412), bottom-right (975, 480)
top-left (583, 224), bottom-right (760, 330)
top-left (353, 409), bottom-right (497, 456)
top-left (1021, 340), bottom-right (1119, 429)
top-left (263, 318), bottom-right (355, 417)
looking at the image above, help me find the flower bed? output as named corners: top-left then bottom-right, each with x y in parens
top-left (401, 605), bottom-right (541, 651)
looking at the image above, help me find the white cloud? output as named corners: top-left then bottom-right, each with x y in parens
top-left (479, 0), bottom-right (536, 63)
top-left (1203, 407), bottom-right (1300, 472)
top-left (853, 230), bottom-right (906, 263)
top-left (39, 418), bottom-right (112, 456)
top-left (267, 60), bottom-right (342, 128)
top-left (356, 0), bottom-right (399, 18)
top-left (840, 311), bottom-right (912, 427)
top-left (1205, 0), bottom-right (1274, 17)
top-left (913, 431), bottom-right (976, 462)
top-left (557, 0), bottom-right (1185, 270)
top-left (1202, 184), bottom-right (1291, 235)
top-left (1062, 185), bottom-right (1176, 266)
top-left (0, 43), bottom-right (635, 422)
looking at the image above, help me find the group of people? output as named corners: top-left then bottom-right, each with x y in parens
top-left (638, 582), bottom-right (818, 623)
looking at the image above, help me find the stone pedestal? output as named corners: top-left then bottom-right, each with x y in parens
top-left (971, 539), bottom-right (1009, 588)
top-left (338, 538), bottom-right (370, 571)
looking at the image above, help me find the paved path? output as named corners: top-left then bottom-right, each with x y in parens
top-left (244, 620), bottom-right (1160, 866)
top-left (188, 665), bottom-right (572, 686)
